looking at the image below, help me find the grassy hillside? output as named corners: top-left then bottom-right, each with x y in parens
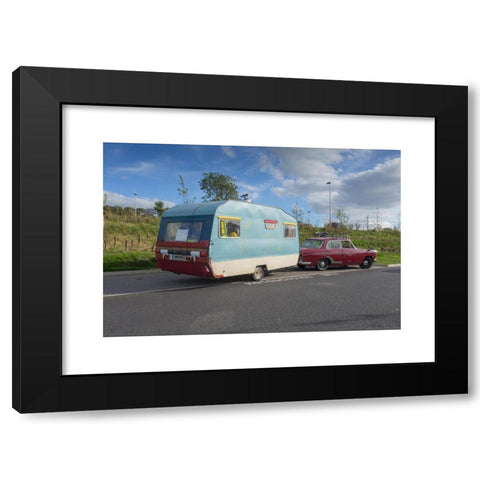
top-left (103, 212), bottom-right (160, 271)
top-left (103, 212), bottom-right (400, 271)
top-left (104, 213), bottom-right (159, 249)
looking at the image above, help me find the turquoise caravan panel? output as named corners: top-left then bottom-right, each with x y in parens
top-left (210, 200), bottom-right (299, 263)
top-left (161, 201), bottom-right (226, 219)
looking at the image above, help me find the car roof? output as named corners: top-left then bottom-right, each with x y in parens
top-left (304, 237), bottom-right (349, 241)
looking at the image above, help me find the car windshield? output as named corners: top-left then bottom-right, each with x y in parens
top-left (301, 239), bottom-right (323, 248)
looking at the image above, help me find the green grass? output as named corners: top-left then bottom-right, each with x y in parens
top-left (103, 214), bottom-right (160, 252)
top-left (103, 214), bottom-right (160, 271)
top-left (375, 251), bottom-right (400, 265)
top-left (104, 251), bottom-right (158, 272)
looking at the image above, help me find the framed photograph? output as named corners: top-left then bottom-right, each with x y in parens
top-left (13, 67), bottom-right (468, 413)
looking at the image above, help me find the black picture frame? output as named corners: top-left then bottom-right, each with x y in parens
top-left (12, 66), bottom-right (468, 413)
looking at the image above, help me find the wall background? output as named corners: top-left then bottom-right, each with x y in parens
top-left (1, 1), bottom-right (476, 478)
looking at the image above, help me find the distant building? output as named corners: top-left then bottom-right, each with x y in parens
top-left (325, 222), bottom-right (340, 229)
top-left (141, 209), bottom-right (159, 217)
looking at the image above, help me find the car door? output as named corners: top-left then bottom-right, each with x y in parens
top-left (341, 240), bottom-right (357, 265)
top-left (325, 240), bottom-right (343, 265)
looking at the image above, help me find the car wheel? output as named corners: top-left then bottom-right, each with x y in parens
top-left (251, 265), bottom-right (265, 281)
top-left (316, 259), bottom-right (329, 271)
top-left (359, 257), bottom-right (372, 269)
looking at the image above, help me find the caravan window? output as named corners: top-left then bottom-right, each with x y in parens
top-left (219, 217), bottom-right (241, 238)
top-left (165, 221), bottom-right (204, 242)
top-left (284, 222), bottom-right (297, 238)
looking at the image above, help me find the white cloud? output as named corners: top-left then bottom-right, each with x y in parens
top-left (108, 161), bottom-right (156, 178)
top-left (256, 151), bottom-right (284, 181)
top-left (271, 147), bottom-right (343, 178)
top-left (237, 181), bottom-right (271, 201)
top-left (270, 186), bottom-right (288, 196)
top-left (260, 148), bottom-right (400, 227)
top-left (335, 157), bottom-right (400, 209)
top-left (221, 146), bottom-right (236, 158)
top-left (307, 158), bottom-right (401, 226)
top-left (104, 191), bottom-right (176, 210)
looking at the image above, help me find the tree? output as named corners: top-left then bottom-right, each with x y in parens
top-left (199, 172), bottom-right (239, 201)
top-left (154, 200), bottom-right (167, 216)
top-left (335, 208), bottom-right (349, 226)
top-left (103, 204), bottom-right (113, 217)
top-left (177, 175), bottom-right (196, 204)
top-left (124, 207), bottom-right (135, 218)
top-left (292, 203), bottom-right (304, 223)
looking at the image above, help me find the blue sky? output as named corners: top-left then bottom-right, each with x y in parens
top-left (104, 143), bottom-right (401, 228)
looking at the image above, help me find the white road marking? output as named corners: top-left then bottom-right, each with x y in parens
top-left (242, 274), bottom-right (322, 285)
top-left (104, 283), bottom-right (214, 297)
top-left (243, 266), bottom-right (391, 285)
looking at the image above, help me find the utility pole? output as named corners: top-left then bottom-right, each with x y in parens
top-left (326, 182), bottom-right (332, 227)
top-left (376, 208), bottom-right (381, 231)
top-left (134, 192), bottom-right (138, 218)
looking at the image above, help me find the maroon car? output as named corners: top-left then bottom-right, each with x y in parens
top-left (298, 236), bottom-right (377, 271)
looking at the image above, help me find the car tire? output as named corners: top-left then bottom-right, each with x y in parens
top-left (316, 259), bottom-right (329, 271)
top-left (251, 265), bottom-right (265, 281)
top-left (359, 257), bottom-right (372, 269)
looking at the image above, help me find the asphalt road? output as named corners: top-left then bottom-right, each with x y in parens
top-left (104, 266), bottom-right (401, 337)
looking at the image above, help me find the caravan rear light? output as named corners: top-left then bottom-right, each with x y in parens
top-left (189, 251), bottom-right (207, 261)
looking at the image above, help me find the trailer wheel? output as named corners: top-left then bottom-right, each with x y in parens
top-left (251, 266), bottom-right (265, 281)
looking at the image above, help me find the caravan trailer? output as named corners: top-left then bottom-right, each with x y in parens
top-left (155, 200), bottom-right (299, 280)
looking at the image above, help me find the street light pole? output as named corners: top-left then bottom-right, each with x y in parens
top-left (134, 192), bottom-right (138, 218)
top-left (326, 182), bottom-right (331, 227)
